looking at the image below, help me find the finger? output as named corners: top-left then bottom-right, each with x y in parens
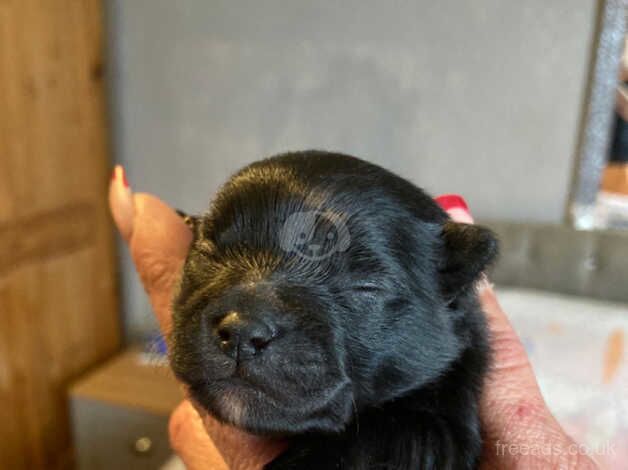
top-left (169, 400), bottom-right (229, 470)
top-left (440, 198), bottom-right (598, 468)
top-left (436, 194), bottom-right (475, 224)
top-left (169, 400), bottom-right (286, 470)
top-left (479, 286), bottom-right (599, 469)
top-left (109, 172), bottom-right (287, 467)
top-left (108, 167), bottom-right (193, 334)
top-left (478, 284), bottom-right (553, 436)
top-left (477, 282), bottom-right (537, 384)
top-left (438, 197), bottom-right (549, 408)
top-left (129, 193), bottom-right (193, 333)
top-left (109, 165), bottom-right (134, 241)
top-left (200, 411), bottom-right (287, 470)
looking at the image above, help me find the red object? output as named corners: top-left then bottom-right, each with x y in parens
top-left (435, 194), bottom-right (469, 212)
top-left (121, 167), bottom-right (129, 188)
top-left (111, 165), bottom-right (130, 188)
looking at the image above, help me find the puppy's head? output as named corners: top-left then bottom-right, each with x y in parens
top-left (171, 151), bottom-right (497, 436)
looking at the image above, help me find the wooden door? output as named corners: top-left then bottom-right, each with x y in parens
top-left (0, 1), bottom-right (121, 468)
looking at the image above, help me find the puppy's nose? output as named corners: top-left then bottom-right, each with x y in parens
top-left (215, 311), bottom-right (275, 360)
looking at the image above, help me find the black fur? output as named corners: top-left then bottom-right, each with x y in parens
top-left (171, 151), bottom-right (498, 469)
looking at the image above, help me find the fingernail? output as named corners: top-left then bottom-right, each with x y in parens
top-left (109, 165), bottom-right (134, 241)
top-left (112, 165), bottom-right (130, 189)
top-left (435, 194), bottom-right (469, 212)
top-left (477, 274), bottom-right (495, 293)
top-left (435, 194), bottom-right (474, 224)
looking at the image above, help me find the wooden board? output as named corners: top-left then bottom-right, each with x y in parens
top-left (0, 1), bottom-right (121, 468)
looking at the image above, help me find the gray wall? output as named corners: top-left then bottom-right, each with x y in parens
top-left (105, 0), bottom-right (597, 338)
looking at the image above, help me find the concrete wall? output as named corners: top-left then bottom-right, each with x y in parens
top-left (105, 0), bottom-right (597, 338)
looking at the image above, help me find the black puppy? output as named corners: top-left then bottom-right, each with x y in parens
top-left (171, 151), bottom-right (497, 469)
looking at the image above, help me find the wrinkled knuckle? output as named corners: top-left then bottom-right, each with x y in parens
top-left (135, 251), bottom-right (176, 292)
top-left (488, 329), bottom-right (530, 372)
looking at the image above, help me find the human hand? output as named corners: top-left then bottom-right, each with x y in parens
top-left (109, 169), bottom-right (598, 469)
top-left (476, 283), bottom-right (600, 469)
top-left (435, 196), bottom-right (600, 470)
top-left (109, 166), bottom-right (286, 470)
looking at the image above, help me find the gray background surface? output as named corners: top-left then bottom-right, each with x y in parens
top-left (105, 0), bottom-right (597, 338)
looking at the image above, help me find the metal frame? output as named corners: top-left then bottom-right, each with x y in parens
top-left (569, 0), bottom-right (626, 229)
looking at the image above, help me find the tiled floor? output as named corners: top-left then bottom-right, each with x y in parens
top-left (498, 287), bottom-right (628, 468)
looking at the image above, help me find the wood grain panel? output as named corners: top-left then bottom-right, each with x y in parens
top-left (71, 349), bottom-right (184, 418)
top-left (0, 1), bottom-right (121, 468)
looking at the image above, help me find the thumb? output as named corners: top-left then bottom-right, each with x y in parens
top-left (169, 400), bottom-right (287, 470)
top-left (478, 284), bottom-right (598, 469)
top-left (169, 401), bottom-right (229, 470)
top-left (109, 168), bottom-right (285, 469)
top-left (108, 165), bottom-right (193, 333)
top-left (438, 195), bottom-right (598, 469)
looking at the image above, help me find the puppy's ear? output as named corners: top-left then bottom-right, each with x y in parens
top-left (439, 221), bottom-right (498, 300)
top-left (176, 209), bottom-right (202, 237)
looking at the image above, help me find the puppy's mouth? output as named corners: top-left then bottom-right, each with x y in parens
top-left (186, 376), bottom-right (257, 424)
top-left (182, 362), bottom-right (354, 436)
top-left (171, 283), bottom-right (355, 435)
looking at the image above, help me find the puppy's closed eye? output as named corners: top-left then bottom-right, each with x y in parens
top-left (349, 281), bottom-right (382, 294)
top-left (172, 150), bottom-right (495, 470)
